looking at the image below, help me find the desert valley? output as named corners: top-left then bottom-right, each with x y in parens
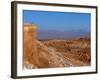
top-left (23, 24), bottom-right (91, 69)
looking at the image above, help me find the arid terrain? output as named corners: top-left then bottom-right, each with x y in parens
top-left (23, 24), bottom-right (91, 69)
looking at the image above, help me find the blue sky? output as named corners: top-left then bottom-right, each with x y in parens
top-left (23, 10), bottom-right (91, 31)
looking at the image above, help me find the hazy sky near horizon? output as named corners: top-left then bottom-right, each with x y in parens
top-left (23, 10), bottom-right (91, 31)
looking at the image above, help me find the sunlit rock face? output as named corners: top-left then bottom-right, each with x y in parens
top-left (24, 24), bottom-right (38, 69)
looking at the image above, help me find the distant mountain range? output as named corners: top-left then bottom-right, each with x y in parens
top-left (37, 30), bottom-right (90, 40)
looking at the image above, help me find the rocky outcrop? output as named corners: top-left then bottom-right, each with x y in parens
top-left (24, 24), bottom-right (38, 68)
